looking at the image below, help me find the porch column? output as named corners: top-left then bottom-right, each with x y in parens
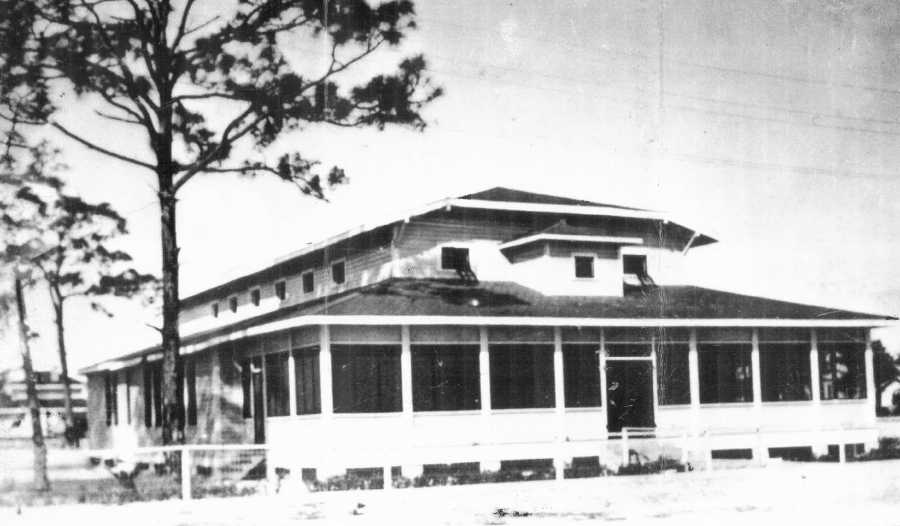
top-left (688, 329), bottom-right (700, 436)
top-left (809, 329), bottom-right (826, 455)
top-left (865, 330), bottom-right (877, 426)
top-left (751, 329), bottom-right (762, 428)
top-left (599, 329), bottom-right (608, 433)
top-left (288, 332), bottom-right (297, 416)
top-left (553, 327), bottom-right (566, 480)
top-left (210, 348), bottom-right (223, 443)
top-left (401, 325), bottom-right (413, 417)
top-left (479, 326), bottom-right (498, 472)
top-left (319, 325), bottom-right (334, 419)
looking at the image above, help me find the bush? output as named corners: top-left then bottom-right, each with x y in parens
top-left (617, 457), bottom-right (686, 476)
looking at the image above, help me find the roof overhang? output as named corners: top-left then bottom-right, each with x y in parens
top-left (499, 234), bottom-right (644, 252)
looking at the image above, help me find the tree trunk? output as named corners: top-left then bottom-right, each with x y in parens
top-left (15, 275), bottom-right (49, 491)
top-left (159, 189), bottom-right (183, 447)
top-left (51, 289), bottom-right (77, 446)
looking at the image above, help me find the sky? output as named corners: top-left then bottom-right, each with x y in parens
top-left (6, 0), bottom-right (900, 373)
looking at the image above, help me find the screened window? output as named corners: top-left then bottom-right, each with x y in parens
top-left (574, 256), bottom-right (594, 278)
top-left (229, 296), bottom-right (238, 313)
top-left (124, 369), bottom-right (132, 424)
top-left (185, 358), bottom-right (198, 426)
top-left (105, 372), bottom-right (118, 427)
top-left (211, 303), bottom-right (219, 318)
top-left (265, 352), bottom-right (290, 417)
top-left (275, 281), bottom-right (286, 300)
top-left (251, 289), bottom-right (260, 306)
top-left (489, 344), bottom-right (555, 410)
top-left (819, 342), bottom-right (867, 400)
top-left (562, 344), bottom-right (601, 408)
top-left (332, 261), bottom-right (346, 285)
top-left (239, 359), bottom-right (252, 418)
top-left (441, 247), bottom-right (469, 270)
top-left (658, 342), bottom-right (691, 406)
top-left (332, 345), bottom-right (402, 413)
top-left (294, 348), bottom-right (321, 415)
top-left (302, 272), bottom-right (314, 293)
top-left (698, 344), bottom-right (753, 404)
top-left (412, 345), bottom-right (480, 412)
top-left (760, 343), bottom-right (812, 402)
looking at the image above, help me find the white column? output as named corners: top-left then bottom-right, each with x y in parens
top-left (650, 334), bottom-right (659, 424)
top-left (401, 325), bottom-right (413, 417)
top-left (688, 329), bottom-right (700, 437)
top-left (553, 327), bottom-right (566, 481)
top-left (809, 329), bottom-right (826, 456)
top-left (479, 326), bottom-right (498, 472)
top-left (319, 325), bottom-right (333, 419)
top-left (865, 330), bottom-right (877, 426)
top-left (288, 332), bottom-right (297, 417)
top-left (751, 329), bottom-right (762, 428)
top-left (599, 329), bottom-right (608, 434)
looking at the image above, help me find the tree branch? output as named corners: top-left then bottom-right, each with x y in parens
top-left (51, 122), bottom-right (156, 171)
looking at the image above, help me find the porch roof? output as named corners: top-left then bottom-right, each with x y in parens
top-left (81, 279), bottom-right (895, 374)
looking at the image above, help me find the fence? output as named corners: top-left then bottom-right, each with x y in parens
top-left (3, 425), bottom-right (875, 501)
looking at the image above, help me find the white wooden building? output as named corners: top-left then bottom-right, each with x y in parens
top-left (81, 188), bottom-right (896, 475)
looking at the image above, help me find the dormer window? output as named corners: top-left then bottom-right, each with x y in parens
top-left (229, 296), bottom-right (238, 313)
top-left (623, 254), bottom-right (655, 291)
top-left (251, 289), bottom-right (260, 307)
top-left (574, 255), bottom-right (594, 279)
top-left (302, 271), bottom-right (315, 293)
top-left (442, 247), bottom-right (477, 283)
top-left (211, 303), bottom-right (219, 318)
top-left (275, 281), bottom-right (286, 301)
top-left (332, 261), bottom-right (346, 285)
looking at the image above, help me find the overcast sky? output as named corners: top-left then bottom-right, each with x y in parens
top-left (7, 0), bottom-right (900, 372)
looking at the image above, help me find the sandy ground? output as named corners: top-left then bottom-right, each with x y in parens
top-left (3, 460), bottom-right (900, 525)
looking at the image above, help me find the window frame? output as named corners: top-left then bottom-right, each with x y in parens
top-left (229, 296), bottom-right (238, 313)
top-left (250, 289), bottom-right (260, 307)
top-left (697, 342), bottom-right (754, 405)
top-left (573, 254), bottom-right (595, 279)
top-left (302, 271), bottom-right (315, 294)
top-left (759, 342), bottom-right (812, 402)
top-left (275, 280), bottom-right (287, 301)
top-left (211, 303), bottom-right (219, 318)
top-left (265, 351), bottom-right (291, 417)
top-left (293, 347), bottom-right (321, 415)
top-left (331, 260), bottom-right (346, 285)
top-left (489, 343), bottom-right (556, 410)
top-left (105, 372), bottom-right (118, 427)
top-left (331, 344), bottom-right (402, 414)
top-left (411, 344), bottom-right (481, 412)
top-left (819, 341), bottom-right (867, 401)
top-left (441, 246), bottom-right (470, 271)
top-left (185, 357), bottom-right (198, 426)
top-left (562, 344), bottom-right (602, 408)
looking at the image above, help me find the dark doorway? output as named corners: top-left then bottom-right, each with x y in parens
top-left (606, 360), bottom-right (655, 433)
top-left (252, 356), bottom-right (266, 444)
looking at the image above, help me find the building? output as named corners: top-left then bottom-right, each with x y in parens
top-left (1, 369), bottom-right (87, 440)
top-left (81, 187), bottom-right (895, 476)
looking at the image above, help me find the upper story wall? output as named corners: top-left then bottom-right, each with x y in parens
top-left (180, 209), bottom-right (695, 335)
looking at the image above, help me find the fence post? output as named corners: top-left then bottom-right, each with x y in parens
top-left (704, 431), bottom-right (713, 471)
top-left (621, 428), bottom-right (629, 467)
top-left (383, 465), bottom-right (393, 491)
top-left (181, 446), bottom-right (192, 501)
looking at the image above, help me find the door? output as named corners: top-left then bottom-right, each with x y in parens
top-left (605, 360), bottom-right (655, 433)
top-left (251, 356), bottom-right (266, 444)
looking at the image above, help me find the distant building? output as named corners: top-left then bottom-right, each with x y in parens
top-left (81, 187), bottom-right (896, 475)
top-left (1, 369), bottom-right (87, 439)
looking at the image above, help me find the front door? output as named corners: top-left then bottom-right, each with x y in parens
top-left (251, 356), bottom-right (266, 444)
top-left (605, 360), bottom-right (655, 433)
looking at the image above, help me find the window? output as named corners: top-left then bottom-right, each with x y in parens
top-left (819, 342), bottom-right (867, 400)
top-left (332, 261), bottom-right (345, 285)
top-left (698, 343), bottom-right (753, 404)
top-left (441, 247), bottom-right (470, 270)
top-left (489, 344), bottom-right (555, 409)
top-left (294, 348), bottom-right (321, 415)
top-left (105, 372), bottom-right (118, 427)
top-left (211, 303), bottom-right (219, 318)
top-left (562, 344), bottom-right (602, 408)
top-left (760, 343), bottom-right (812, 402)
top-left (229, 296), bottom-right (238, 313)
top-left (302, 272), bottom-right (314, 294)
top-left (574, 256), bottom-right (594, 278)
top-left (143, 362), bottom-right (163, 428)
top-left (185, 358), bottom-right (198, 426)
top-left (265, 352), bottom-right (290, 417)
top-left (275, 281), bottom-right (286, 301)
top-left (412, 345), bottom-right (480, 412)
top-left (251, 289), bottom-right (260, 307)
top-left (657, 342), bottom-right (691, 406)
top-left (332, 345), bottom-right (402, 413)
top-left (239, 359), bottom-right (252, 419)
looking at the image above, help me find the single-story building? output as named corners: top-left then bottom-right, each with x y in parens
top-left (81, 187), bottom-right (896, 476)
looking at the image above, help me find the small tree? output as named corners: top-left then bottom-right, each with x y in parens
top-left (32, 191), bottom-right (156, 444)
top-left (3, 0), bottom-right (442, 445)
